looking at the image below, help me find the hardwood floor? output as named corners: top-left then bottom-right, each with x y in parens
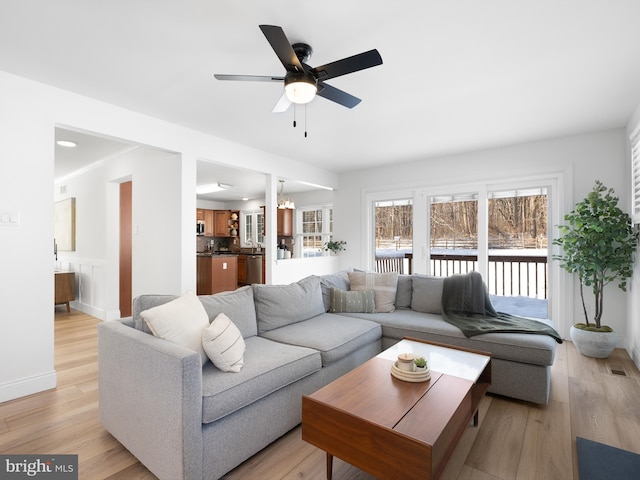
top-left (1, 309), bottom-right (639, 480)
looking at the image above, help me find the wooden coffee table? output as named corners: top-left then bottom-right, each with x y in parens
top-left (302, 337), bottom-right (491, 480)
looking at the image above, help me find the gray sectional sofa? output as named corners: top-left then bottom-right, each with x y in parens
top-left (97, 270), bottom-right (559, 480)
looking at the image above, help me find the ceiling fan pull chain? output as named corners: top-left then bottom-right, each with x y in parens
top-left (293, 104), bottom-right (297, 128)
top-left (304, 104), bottom-right (308, 138)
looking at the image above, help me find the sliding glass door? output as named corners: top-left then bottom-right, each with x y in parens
top-left (426, 186), bottom-right (549, 318)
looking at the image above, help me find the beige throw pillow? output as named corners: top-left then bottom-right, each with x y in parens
top-left (140, 291), bottom-right (209, 366)
top-left (348, 271), bottom-right (399, 313)
top-left (202, 313), bottom-right (245, 372)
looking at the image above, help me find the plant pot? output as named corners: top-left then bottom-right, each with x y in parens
top-left (570, 325), bottom-right (617, 358)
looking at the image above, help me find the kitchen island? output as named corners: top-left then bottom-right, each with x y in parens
top-left (196, 253), bottom-right (238, 295)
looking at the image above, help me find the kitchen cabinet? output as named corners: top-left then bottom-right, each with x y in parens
top-left (237, 255), bottom-right (246, 284)
top-left (204, 209), bottom-right (215, 237)
top-left (213, 210), bottom-right (228, 236)
top-left (55, 271), bottom-right (75, 312)
top-left (197, 255), bottom-right (238, 295)
top-left (277, 208), bottom-right (293, 237)
top-left (196, 209), bottom-right (205, 222)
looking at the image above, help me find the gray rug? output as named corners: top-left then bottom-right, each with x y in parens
top-left (577, 437), bottom-right (640, 480)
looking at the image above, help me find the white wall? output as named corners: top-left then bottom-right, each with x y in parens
top-left (335, 129), bottom-right (629, 345)
top-left (55, 146), bottom-right (184, 319)
top-left (0, 69), bottom-right (338, 402)
top-left (0, 75), bottom-right (56, 402)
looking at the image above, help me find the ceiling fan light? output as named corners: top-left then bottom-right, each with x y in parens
top-left (284, 75), bottom-right (317, 104)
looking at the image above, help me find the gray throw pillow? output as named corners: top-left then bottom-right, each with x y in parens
top-left (411, 274), bottom-right (444, 314)
top-left (329, 288), bottom-right (376, 313)
top-left (253, 275), bottom-right (325, 333)
top-left (395, 274), bottom-right (413, 309)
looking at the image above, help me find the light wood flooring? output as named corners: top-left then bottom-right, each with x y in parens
top-left (1, 308), bottom-right (639, 479)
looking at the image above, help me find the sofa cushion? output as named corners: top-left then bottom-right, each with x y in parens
top-left (260, 313), bottom-right (382, 366)
top-left (330, 288), bottom-right (376, 313)
top-left (319, 269), bottom-right (352, 311)
top-left (339, 309), bottom-right (556, 366)
top-left (395, 274), bottom-right (413, 309)
top-left (199, 286), bottom-right (258, 338)
top-left (411, 274), bottom-right (444, 314)
top-left (201, 336), bottom-right (321, 423)
top-left (140, 291), bottom-right (209, 366)
top-left (202, 313), bottom-right (245, 372)
top-left (253, 276), bottom-right (325, 333)
top-left (348, 271), bottom-right (398, 313)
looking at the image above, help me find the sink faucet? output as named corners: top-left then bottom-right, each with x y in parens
top-left (247, 238), bottom-right (254, 253)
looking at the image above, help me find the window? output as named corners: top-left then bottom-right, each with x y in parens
top-left (296, 205), bottom-right (333, 258)
top-left (374, 199), bottom-right (413, 273)
top-left (242, 210), bottom-right (264, 248)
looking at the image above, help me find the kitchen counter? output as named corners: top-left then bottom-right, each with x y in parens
top-left (196, 251), bottom-right (238, 257)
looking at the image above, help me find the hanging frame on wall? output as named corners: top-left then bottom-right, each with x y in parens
top-left (54, 197), bottom-right (76, 251)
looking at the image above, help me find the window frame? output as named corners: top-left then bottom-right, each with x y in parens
top-left (295, 204), bottom-right (333, 258)
top-left (240, 209), bottom-right (264, 248)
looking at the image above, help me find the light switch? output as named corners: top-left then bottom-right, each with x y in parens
top-left (0, 210), bottom-right (20, 226)
top-left (223, 262), bottom-right (228, 270)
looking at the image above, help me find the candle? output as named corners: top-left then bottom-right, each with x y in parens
top-left (397, 353), bottom-right (415, 372)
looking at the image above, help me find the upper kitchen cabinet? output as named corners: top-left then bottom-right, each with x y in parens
top-left (277, 208), bottom-right (293, 237)
top-left (214, 210), bottom-right (229, 237)
top-left (204, 209), bottom-right (215, 237)
top-left (213, 210), bottom-right (240, 237)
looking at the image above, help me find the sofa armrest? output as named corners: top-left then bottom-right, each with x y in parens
top-left (98, 320), bottom-right (203, 480)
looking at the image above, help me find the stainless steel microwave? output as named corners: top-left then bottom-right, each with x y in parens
top-left (196, 221), bottom-right (205, 235)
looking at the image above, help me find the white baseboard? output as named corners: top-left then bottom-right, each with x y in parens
top-left (0, 370), bottom-right (57, 403)
top-left (72, 301), bottom-right (106, 320)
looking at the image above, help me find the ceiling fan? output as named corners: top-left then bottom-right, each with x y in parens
top-left (214, 25), bottom-right (383, 112)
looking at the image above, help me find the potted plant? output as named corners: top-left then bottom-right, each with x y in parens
top-left (413, 356), bottom-right (428, 372)
top-left (323, 240), bottom-right (347, 255)
top-left (553, 180), bottom-right (638, 358)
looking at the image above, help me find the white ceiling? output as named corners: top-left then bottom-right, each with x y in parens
top-left (5, 1), bottom-right (640, 178)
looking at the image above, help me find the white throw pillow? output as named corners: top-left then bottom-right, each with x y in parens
top-left (202, 313), bottom-right (245, 372)
top-left (140, 291), bottom-right (209, 366)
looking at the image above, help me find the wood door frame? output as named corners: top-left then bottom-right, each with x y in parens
top-left (119, 181), bottom-right (132, 317)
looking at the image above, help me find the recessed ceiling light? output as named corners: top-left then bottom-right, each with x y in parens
top-left (242, 197), bottom-right (249, 201)
top-left (56, 140), bottom-right (77, 148)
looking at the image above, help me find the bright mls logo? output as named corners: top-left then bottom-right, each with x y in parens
top-left (1, 455), bottom-right (77, 479)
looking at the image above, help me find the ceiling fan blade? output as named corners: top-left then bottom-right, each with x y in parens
top-left (316, 82), bottom-right (361, 109)
top-left (310, 49), bottom-right (382, 81)
top-left (272, 92), bottom-right (292, 113)
top-left (259, 25), bottom-right (304, 73)
top-left (214, 74), bottom-right (284, 82)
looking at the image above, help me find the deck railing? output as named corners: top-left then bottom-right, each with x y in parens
top-left (375, 253), bottom-right (548, 299)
